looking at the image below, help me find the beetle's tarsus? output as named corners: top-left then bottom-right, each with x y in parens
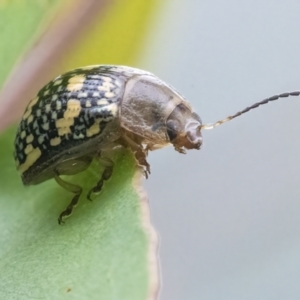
top-left (54, 173), bottom-right (82, 225)
top-left (134, 149), bottom-right (151, 178)
top-left (174, 146), bottom-right (186, 154)
top-left (87, 161), bottom-right (113, 201)
top-left (57, 193), bottom-right (81, 224)
top-left (58, 217), bottom-right (65, 225)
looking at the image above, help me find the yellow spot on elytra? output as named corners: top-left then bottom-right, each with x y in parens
top-left (52, 94), bottom-right (58, 101)
top-left (104, 92), bottom-right (115, 98)
top-left (27, 115), bottom-right (34, 124)
top-left (55, 99), bottom-right (81, 137)
top-left (26, 134), bottom-right (34, 144)
top-left (58, 127), bottom-right (71, 136)
top-left (56, 118), bottom-right (74, 128)
top-left (22, 109), bottom-right (31, 120)
top-left (97, 85), bottom-right (110, 92)
top-left (38, 135), bottom-right (44, 144)
top-left (67, 83), bottom-right (83, 91)
top-left (20, 131), bottom-right (26, 139)
top-left (86, 122), bottom-right (100, 137)
top-left (78, 92), bottom-right (88, 98)
top-left (66, 75), bottom-right (85, 91)
top-left (51, 111), bottom-right (57, 119)
top-left (50, 137), bottom-right (61, 146)
top-left (42, 122), bottom-right (49, 130)
top-left (28, 96), bottom-right (39, 108)
top-left (53, 79), bottom-right (63, 86)
top-left (102, 76), bottom-right (112, 82)
top-left (18, 147), bottom-right (41, 173)
top-left (107, 103), bottom-right (118, 116)
top-left (56, 101), bottom-right (62, 110)
top-left (63, 99), bottom-right (81, 119)
top-left (103, 81), bottom-right (115, 89)
top-left (24, 144), bottom-right (33, 155)
top-left (45, 104), bottom-right (51, 112)
top-left (22, 97), bottom-right (39, 120)
top-left (97, 99), bottom-right (109, 106)
top-left (44, 89), bottom-right (50, 96)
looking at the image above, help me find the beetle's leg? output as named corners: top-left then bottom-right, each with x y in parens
top-left (120, 134), bottom-right (150, 178)
top-left (134, 148), bottom-right (150, 179)
top-left (87, 157), bottom-right (114, 201)
top-left (54, 173), bottom-right (82, 224)
top-left (174, 145), bottom-right (186, 154)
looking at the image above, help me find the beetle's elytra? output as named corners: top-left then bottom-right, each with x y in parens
top-left (14, 65), bottom-right (202, 223)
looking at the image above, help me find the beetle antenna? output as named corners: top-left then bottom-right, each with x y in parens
top-left (201, 91), bottom-right (300, 130)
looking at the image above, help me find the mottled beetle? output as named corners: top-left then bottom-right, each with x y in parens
top-left (14, 65), bottom-right (300, 224)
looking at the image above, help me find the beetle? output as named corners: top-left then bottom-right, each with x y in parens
top-left (14, 65), bottom-right (203, 224)
top-left (13, 65), bottom-right (300, 224)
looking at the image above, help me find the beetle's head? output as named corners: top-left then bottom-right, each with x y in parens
top-left (166, 103), bottom-right (202, 152)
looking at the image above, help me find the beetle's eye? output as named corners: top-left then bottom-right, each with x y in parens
top-left (166, 120), bottom-right (179, 141)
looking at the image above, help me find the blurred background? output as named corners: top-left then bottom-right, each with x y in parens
top-left (140, 1), bottom-right (300, 299)
top-left (2, 0), bottom-right (300, 299)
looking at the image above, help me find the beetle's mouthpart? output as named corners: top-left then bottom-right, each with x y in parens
top-left (187, 136), bottom-right (202, 149)
top-left (185, 126), bottom-right (202, 150)
top-left (201, 91), bottom-right (300, 130)
top-left (172, 131), bottom-right (202, 151)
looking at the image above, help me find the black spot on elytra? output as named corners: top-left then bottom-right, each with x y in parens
top-left (31, 138), bottom-right (39, 149)
top-left (49, 119), bottom-right (56, 129)
top-left (57, 111), bottom-right (64, 119)
top-left (48, 128), bottom-right (58, 139)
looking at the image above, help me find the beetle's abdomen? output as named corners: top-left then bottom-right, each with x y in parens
top-left (14, 66), bottom-right (126, 184)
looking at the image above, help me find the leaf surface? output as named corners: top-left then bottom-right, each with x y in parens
top-left (0, 127), bottom-right (156, 300)
top-left (0, 1), bottom-right (160, 299)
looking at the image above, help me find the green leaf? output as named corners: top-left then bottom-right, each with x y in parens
top-left (0, 127), bottom-right (157, 299)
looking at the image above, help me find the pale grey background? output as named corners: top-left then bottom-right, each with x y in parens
top-left (137, 1), bottom-right (300, 300)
